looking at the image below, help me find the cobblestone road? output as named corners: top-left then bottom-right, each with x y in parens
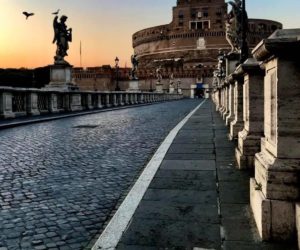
top-left (0, 99), bottom-right (201, 250)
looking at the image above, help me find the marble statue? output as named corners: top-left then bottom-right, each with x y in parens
top-left (53, 15), bottom-right (72, 64)
top-left (130, 54), bottom-right (139, 80)
top-left (226, 0), bottom-right (248, 53)
top-left (156, 66), bottom-right (163, 82)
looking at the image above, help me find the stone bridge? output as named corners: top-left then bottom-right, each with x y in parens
top-left (212, 29), bottom-right (300, 247)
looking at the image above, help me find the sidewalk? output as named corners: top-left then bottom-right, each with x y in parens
top-left (94, 100), bottom-right (296, 250)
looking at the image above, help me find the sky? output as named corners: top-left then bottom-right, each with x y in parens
top-left (0, 0), bottom-right (300, 69)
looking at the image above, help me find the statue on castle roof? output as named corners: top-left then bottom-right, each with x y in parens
top-left (53, 15), bottom-right (72, 65)
top-left (226, 0), bottom-right (248, 53)
top-left (169, 73), bottom-right (174, 87)
top-left (130, 54), bottom-right (139, 80)
top-left (156, 66), bottom-right (163, 83)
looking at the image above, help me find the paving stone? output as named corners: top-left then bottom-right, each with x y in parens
top-left (149, 177), bottom-right (216, 191)
top-left (223, 241), bottom-right (298, 250)
top-left (164, 153), bottom-right (215, 160)
top-left (134, 200), bottom-right (219, 223)
top-left (155, 169), bottom-right (216, 181)
top-left (167, 145), bottom-right (214, 154)
top-left (218, 169), bottom-right (252, 182)
top-left (219, 182), bottom-right (249, 204)
top-left (160, 160), bottom-right (216, 171)
top-left (120, 218), bottom-right (221, 249)
top-left (0, 100), bottom-right (202, 249)
top-left (143, 189), bottom-right (217, 205)
top-left (117, 244), bottom-right (157, 250)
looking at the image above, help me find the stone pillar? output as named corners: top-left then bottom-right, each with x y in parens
top-left (229, 73), bottom-right (244, 141)
top-left (218, 87), bottom-right (225, 114)
top-left (225, 78), bottom-right (235, 126)
top-left (97, 94), bottom-right (103, 109)
top-left (87, 94), bottom-right (93, 110)
top-left (0, 90), bottom-right (15, 118)
top-left (48, 93), bottom-right (59, 113)
top-left (297, 204), bottom-right (300, 249)
top-left (222, 85), bottom-right (230, 120)
top-left (134, 93), bottom-right (138, 104)
top-left (130, 93), bottom-right (135, 105)
top-left (214, 89), bottom-right (220, 111)
top-left (70, 93), bottom-right (82, 111)
top-left (113, 93), bottom-right (118, 106)
top-left (250, 29), bottom-right (300, 241)
top-left (235, 58), bottom-right (265, 169)
top-left (125, 93), bottom-right (129, 105)
top-left (140, 93), bottom-right (144, 104)
top-left (119, 93), bottom-right (125, 106)
top-left (145, 94), bottom-right (149, 103)
top-left (26, 91), bottom-right (40, 116)
top-left (105, 93), bottom-right (111, 108)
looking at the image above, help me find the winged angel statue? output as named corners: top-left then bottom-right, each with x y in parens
top-left (52, 15), bottom-right (72, 64)
top-left (226, 0), bottom-right (248, 53)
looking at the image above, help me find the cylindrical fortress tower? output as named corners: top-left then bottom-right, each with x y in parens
top-left (133, 0), bottom-right (282, 78)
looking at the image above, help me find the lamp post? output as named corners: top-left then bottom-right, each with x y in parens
top-left (240, 0), bottom-right (249, 64)
top-left (115, 57), bottom-right (120, 91)
top-left (149, 72), bottom-right (153, 92)
top-left (177, 79), bottom-right (181, 94)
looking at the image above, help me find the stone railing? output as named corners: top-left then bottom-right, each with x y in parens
top-left (211, 29), bottom-right (300, 247)
top-left (0, 87), bottom-right (183, 119)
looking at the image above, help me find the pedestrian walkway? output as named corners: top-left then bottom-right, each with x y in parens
top-left (93, 99), bottom-right (297, 250)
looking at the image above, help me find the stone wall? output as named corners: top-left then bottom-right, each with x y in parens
top-left (212, 29), bottom-right (300, 245)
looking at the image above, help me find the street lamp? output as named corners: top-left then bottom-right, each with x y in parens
top-left (115, 56), bottom-right (120, 91)
top-left (177, 79), bottom-right (181, 94)
top-left (240, 0), bottom-right (249, 64)
top-left (149, 72), bottom-right (153, 92)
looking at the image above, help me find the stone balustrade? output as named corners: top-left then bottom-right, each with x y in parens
top-left (211, 29), bottom-right (300, 246)
top-left (0, 87), bottom-right (182, 119)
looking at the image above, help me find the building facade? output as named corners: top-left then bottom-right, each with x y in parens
top-left (132, 0), bottom-right (282, 97)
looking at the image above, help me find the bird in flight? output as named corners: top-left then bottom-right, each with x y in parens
top-left (52, 9), bottom-right (60, 15)
top-left (23, 11), bottom-right (34, 19)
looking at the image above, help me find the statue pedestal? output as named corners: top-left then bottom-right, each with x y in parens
top-left (127, 80), bottom-right (140, 92)
top-left (156, 82), bottom-right (163, 93)
top-left (44, 64), bottom-right (78, 91)
top-left (169, 86), bottom-right (175, 94)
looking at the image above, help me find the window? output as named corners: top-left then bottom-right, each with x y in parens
top-left (178, 10), bottom-right (184, 19)
top-left (190, 21), bottom-right (210, 30)
top-left (191, 9), bottom-right (197, 19)
top-left (203, 21), bottom-right (209, 29)
top-left (191, 22), bottom-right (196, 30)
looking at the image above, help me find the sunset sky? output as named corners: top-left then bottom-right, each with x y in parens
top-left (0, 0), bottom-right (300, 69)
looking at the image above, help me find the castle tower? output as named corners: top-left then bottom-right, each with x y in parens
top-left (132, 0), bottom-right (282, 96)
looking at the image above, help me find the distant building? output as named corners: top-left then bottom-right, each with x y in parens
top-left (132, 0), bottom-right (282, 97)
top-left (72, 66), bottom-right (131, 91)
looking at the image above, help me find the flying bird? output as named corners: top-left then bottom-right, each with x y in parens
top-left (23, 11), bottom-right (34, 19)
top-left (52, 9), bottom-right (60, 15)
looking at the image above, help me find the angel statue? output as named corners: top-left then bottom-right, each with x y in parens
top-left (226, 0), bottom-right (248, 53)
top-left (130, 54), bottom-right (139, 80)
top-left (169, 73), bottom-right (174, 87)
top-left (156, 66), bottom-right (163, 83)
top-left (53, 15), bottom-right (72, 64)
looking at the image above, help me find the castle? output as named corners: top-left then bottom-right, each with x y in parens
top-left (132, 0), bottom-right (282, 97)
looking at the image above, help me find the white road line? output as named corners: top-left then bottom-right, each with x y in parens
top-left (92, 99), bottom-right (207, 250)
